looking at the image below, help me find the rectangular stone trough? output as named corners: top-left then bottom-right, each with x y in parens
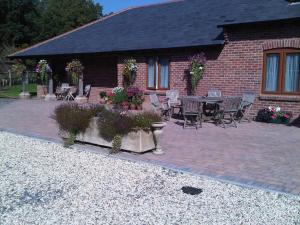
top-left (76, 117), bottom-right (156, 153)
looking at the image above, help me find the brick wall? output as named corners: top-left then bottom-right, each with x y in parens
top-left (112, 21), bottom-right (300, 118)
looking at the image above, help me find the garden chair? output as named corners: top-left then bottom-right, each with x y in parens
top-left (215, 96), bottom-right (242, 128)
top-left (65, 86), bottom-right (77, 101)
top-left (237, 92), bottom-right (256, 122)
top-left (208, 89), bottom-right (222, 98)
top-left (204, 89), bottom-right (222, 117)
top-left (84, 84), bottom-right (91, 98)
top-left (149, 93), bottom-right (171, 120)
top-left (166, 89), bottom-right (181, 116)
top-left (181, 97), bottom-right (202, 129)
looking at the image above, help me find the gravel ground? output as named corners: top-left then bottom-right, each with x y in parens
top-left (0, 132), bottom-right (299, 225)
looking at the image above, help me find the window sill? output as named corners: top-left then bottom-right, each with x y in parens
top-left (259, 94), bottom-right (300, 102)
top-left (144, 90), bottom-right (168, 96)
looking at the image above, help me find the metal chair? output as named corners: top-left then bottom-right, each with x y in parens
top-left (181, 97), bottom-right (202, 129)
top-left (149, 93), bottom-right (171, 120)
top-left (237, 92), bottom-right (256, 122)
top-left (166, 89), bottom-right (181, 116)
top-left (215, 96), bottom-right (242, 128)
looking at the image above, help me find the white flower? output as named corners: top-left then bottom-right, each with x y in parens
top-left (276, 107), bottom-right (281, 112)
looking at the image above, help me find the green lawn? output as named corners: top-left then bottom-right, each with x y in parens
top-left (0, 84), bottom-right (37, 98)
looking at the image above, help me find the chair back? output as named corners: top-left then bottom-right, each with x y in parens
top-left (242, 92), bottom-right (255, 105)
top-left (84, 84), bottom-right (91, 97)
top-left (182, 97), bottom-right (201, 115)
top-left (150, 93), bottom-right (160, 107)
top-left (61, 83), bottom-right (69, 88)
top-left (166, 89), bottom-right (179, 105)
top-left (221, 96), bottom-right (242, 113)
top-left (208, 89), bottom-right (222, 97)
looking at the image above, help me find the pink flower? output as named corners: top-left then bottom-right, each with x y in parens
top-left (271, 114), bottom-right (277, 119)
top-left (283, 114), bottom-right (289, 119)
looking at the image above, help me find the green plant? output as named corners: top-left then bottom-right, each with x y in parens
top-left (112, 90), bottom-right (128, 105)
top-left (99, 91), bottom-right (107, 99)
top-left (65, 59), bottom-right (84, 85)
top-left (111, 135), bottom-right (122, 154)
top-left (131, 93), bottom-right (144, 106)
top-left (132, 112), bottom-right (162, 131)
top-left (123, 58), bottom-right (138, 87)
top-left (63, 132), bottom-right (76, 148)
top-left (189, 53), bottom-right (206, 95)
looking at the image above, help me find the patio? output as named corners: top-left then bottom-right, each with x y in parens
top-left (0, 99), bottom-right (300, 195)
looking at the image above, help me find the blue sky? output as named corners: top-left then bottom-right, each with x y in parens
top-left (96, 0), bottom-right (165, 14)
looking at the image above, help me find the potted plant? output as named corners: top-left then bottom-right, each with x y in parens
top-left (111, 87), bottom-right (128, 110)
top-left (133, 94), bottom-right (144, 110)
top-left (256, 106), bottom-right (292, 124)
top-left (99, 91), bottom-right (107, 104)
top-left (122, 101), bottom-right (129, 110)
top-left (36, 59), bottom-right (50, 97)
top-left (123, 59), bottom-right (138, 88)
top-left (188, 53), bottom-right (206, 95)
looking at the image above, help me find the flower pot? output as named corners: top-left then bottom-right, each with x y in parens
top-left (130, 104), bottom-right (136, 110)
top-left (99, 99), bottom-right (106, 104)
top-left (136, 105), bottom-right (143, 110)
top-left (151, 122), bottom-right (167, 155)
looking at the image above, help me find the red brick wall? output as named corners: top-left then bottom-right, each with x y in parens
top-left (112, 21), bottom-right (300, 118)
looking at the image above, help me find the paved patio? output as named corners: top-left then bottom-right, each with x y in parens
top-left (0, 99), bottom-right (300, 195)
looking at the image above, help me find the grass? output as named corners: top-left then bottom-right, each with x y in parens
top-left (0, 84), bottom-right (37, 98)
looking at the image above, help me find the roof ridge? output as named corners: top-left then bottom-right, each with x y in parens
top-left (9, 0), bottom-right (184, 58)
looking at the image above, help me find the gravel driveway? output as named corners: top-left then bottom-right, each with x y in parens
top-left (0, 131), bottom-right (299, 225)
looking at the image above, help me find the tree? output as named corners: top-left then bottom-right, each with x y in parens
top-left (35, 0), bottom-right (102, 42)
top-left (0, 0), bottom-right (40, 46)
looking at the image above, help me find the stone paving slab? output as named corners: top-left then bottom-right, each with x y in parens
top-left (0, 99), bottom-right (300, 195)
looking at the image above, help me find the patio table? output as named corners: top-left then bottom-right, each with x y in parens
top-left (178, 96), bottom-right (223, 121)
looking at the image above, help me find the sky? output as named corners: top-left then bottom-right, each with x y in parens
top-left (96, 0), bottom-right (165, 14)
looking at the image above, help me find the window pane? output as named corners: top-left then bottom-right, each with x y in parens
top-left (284, 53), bottom-right (300, 92)
top-left (148, 58), bottom-right (155, 88)
top-left (159, 58), bottom-right (169, 88)
top-left (265, 54), bottom-right (280, 92)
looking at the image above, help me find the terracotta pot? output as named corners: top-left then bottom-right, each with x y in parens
top-left (130, 104), bottom-right (136, 110)
top-left (123, 105), bottom-right (129, 110)
top-left (136, 105), bottom-right (143, 110)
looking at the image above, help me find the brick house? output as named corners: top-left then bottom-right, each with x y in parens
top-left (9, 0), bottom-right (300, 117)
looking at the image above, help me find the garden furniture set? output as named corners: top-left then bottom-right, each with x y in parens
top-left (151, 89), bottom-right (256, 129)
top-left (55, 83), bottom-right (91, 101)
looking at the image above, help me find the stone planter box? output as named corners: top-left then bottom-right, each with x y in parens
top-left (75, 117), bottom-right (156, 153)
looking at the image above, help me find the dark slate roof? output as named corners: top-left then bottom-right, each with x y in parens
top-left (10, 0), bottom-right (300, 58)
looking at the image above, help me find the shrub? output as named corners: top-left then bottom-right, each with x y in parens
top-left (53, 103), bottom-right (103, 146)
top-left (99, 91), bottom-right (107, 99)
top-left (112, 90), bottom-right (128, 105)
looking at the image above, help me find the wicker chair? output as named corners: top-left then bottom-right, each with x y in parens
top-left (181, 97), bottom-right (202, 129)
top-left (208, 89), bottom-right (222, 97)
top-left (237, 92), bottom-right (256, 122)
top-left (215, 96), bottom-right (242, 128)
top-left (149, 93), bottom-right (171, 120)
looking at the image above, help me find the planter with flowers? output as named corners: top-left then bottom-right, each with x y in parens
top-left (256, 106), bottom-right (292, 124)
top-left (127, 86), bottom-right (144, 110)
top-left (36, 59), bottom-right (51, 98)
top-left (54, 103), bottom-right (163, 153)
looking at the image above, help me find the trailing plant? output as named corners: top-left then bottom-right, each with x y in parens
top-left (132, 112), bottom-right (162, 131)
top-left (36, 59), bottom-right (51, 85)
top-left (123, 58), bottom-right (138, 87)
top-left (188, 53), bottom-right (206, 95)
top-left (65, 59), bottom-right (84, 85)
top-left (111, 135), bottom-right (122, 154)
